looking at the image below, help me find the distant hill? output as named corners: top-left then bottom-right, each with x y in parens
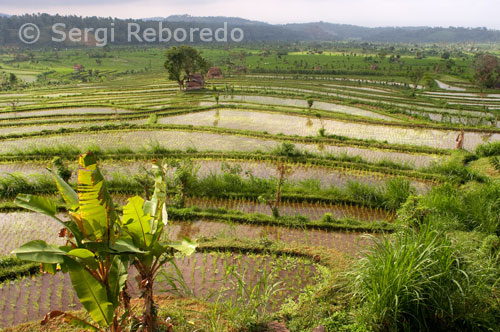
top-left (0, 13), bottom-right (10, 17)
top-left (145, 15), bottom-right (268, 26)
top-left (285, 22), bottom-right (500, 43)
top-left (1, 13), bottom-right (500, 47)
top-left (146, 15), bottom-right (500, 42)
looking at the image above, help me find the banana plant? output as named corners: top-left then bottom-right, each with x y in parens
top-left (12, 153), bottom-right (137, 332)
top-left (12, 154), bottom-right (197, 332)
top-left (120, 160), bottom-right (197, 332)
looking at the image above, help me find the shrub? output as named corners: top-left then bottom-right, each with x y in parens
top-left (273, 142), bottom-right (304, 158)
top-left (396, 195), bottom-right (429, 228)
top-left (51, 156), bottom-right (72, 183)
top-left (321, 213), bottom-right (334, 223)
top-left (148, 113), bottom-right (158, 124)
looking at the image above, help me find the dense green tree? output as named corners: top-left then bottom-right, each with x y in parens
top-left (473, 53), bottom-right (500, 90)
top-left (441, 51), bottom-right (451, 59)
top-left (164, 46), bottom-right (209, 90)
top-left (409, 68), bottom-right (425, 92)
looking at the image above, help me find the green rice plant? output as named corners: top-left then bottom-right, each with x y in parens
top-left (349, 224), bottom-right (500, 332)
top-left (11, 144), bottom-right (81, 159)
top-left (158, 260), bottom-right (196, 298)
top-left (0, 256), bottom-right (39, 282)
top-left (344, 180), bottom-right (384, 206)
top-left (0, 173), bottom-right (56, 199)
top-left (205, 298), bottom-right (228, 332)
top-left (222, 266), bottom-right (286, 331)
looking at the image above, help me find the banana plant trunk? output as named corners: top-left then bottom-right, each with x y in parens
top-left (141, 273), bottom-right (156, 332)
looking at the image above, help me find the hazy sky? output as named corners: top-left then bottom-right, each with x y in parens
top-left (2, 0), bottom-right (499, 29)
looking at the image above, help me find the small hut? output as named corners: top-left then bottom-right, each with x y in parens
top-left (206, 67), bottom-right (223, 79)
top-left (73, 64), bottom-right (85, 72)
top-left (186, 74), bottom-right (205, 90)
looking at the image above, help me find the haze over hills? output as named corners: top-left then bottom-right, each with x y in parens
top-left (144, 15), bottom-right (268, 26)
top-left (145, 15), bottom-right (500, 43)
top-left (1, 13), bottom-right (499, 46)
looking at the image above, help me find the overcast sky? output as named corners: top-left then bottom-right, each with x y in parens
top-left (2, 0), bottom-right (499, 29)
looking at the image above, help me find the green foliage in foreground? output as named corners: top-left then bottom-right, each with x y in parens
top-left (476, 140), bottom-right (500, 157)
top-left (282, 173), bottom-right (500, 331)
top-left (424, 151), bottom-right (488, 184)
top-left (349, 224), bottom-right (500, 332)
top-left (12, 154), bottom-right (197, 332)
top-left (398, 180), bottom-right (500, 234)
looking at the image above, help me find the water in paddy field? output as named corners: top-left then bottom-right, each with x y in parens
top-left (184, 197), bottom-right (394, 221)
top-left (0, 210), bottom-right (364, 328)
top-left (160, 108), bottom-right (500, 150)
top-left (0, 252), bottom-right (319, 329)
top-left (0, 212), bottom-right (373, 258)
top-left (0, 212), bottom-right (66, 256)
top-left (166, 220), bottom-right (373, 256)
top-left (0, 107), bottom-right (132, 119)
top-left (220, 95), bottom-right (396, 120)
top-left (434, 80), bottom-right (466, 91)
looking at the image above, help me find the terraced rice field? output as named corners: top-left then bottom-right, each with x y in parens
top-left (0, 158), bottom-right (434, 192)
top-left (0, 107), bottom-right (133, 119)
top-left (0, 129), bottom-right (444, 168)
top-left (0, 252), bottom-right (318, 328)
top-left (1, 67), bottom-right (499, 330)
top-left (162, 109), bottom-right (499, 149)
top-left (219, 95), bottom-right (397, 120)
top-left (0, 212), bottom-right (65, 256)
top-left (184, 197), bottom-right (394, 221)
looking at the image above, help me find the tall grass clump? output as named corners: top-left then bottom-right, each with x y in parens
top-left (349, 225), bottom-right (500, 332)
top-left (402, 182), bottom-right (500, 234)
top-left (424, 152), bottom-right (486, 183)
top-left (222, 266), bottom-right (285, 331)
top-left (345, 178), bottom-right (414, 210)
top-left (476, 141), bottom-right (500, 157)
top-left (382, 178), bottom-right (415, 210)
top-left (344, 180), bottom-right (384, 206)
